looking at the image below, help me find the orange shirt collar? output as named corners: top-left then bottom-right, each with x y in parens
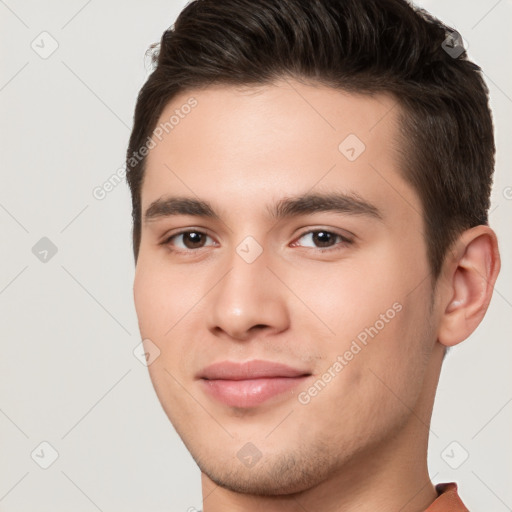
top-left (425, 482), bottom-right (469, 511)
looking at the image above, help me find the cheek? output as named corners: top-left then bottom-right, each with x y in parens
top-left (286, 256), bottom-right (404, 342)
top-left (133, 256), bottom-right (188, 338)
top-left (299, 294), bottom-right (432, 448)
top-left (133, 258), bottom-right (206, 382)
top-left (299, 250), bottom-right (432, 389)
top-left (343, 284), bottom-right (434, 412)
top-left (134, 262), bottom-right (196, 416)
top-left (133, 265), bottom-right (161, 337)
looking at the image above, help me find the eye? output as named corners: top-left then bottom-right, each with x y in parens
top-left (161, 228), bottom-right (353, 254)
top-left (162, 230), bottom-right (216, 251)
top-left (291, 229), bottom-right (353, 252)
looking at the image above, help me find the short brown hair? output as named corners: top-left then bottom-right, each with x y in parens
top-left (126, 0), bottom-right (495, 279)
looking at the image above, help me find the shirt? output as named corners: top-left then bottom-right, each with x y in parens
top-left (425, 482), bottom-right (469, 511)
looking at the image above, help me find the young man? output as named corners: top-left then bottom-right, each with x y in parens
top-left (125, 0), bottom-right (500, 510)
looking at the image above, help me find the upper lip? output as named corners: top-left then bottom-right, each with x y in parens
top-left (198, 359), bottom-right (311, 380)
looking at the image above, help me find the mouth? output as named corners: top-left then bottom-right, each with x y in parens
top-left (197, 359), bottom-right (312, 408)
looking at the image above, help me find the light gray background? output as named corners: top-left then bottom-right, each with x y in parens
top-left (0, 0), bottom-right (510, 510)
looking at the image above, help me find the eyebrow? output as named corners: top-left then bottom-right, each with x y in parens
top-left (143, 192), bottom-right (383, 224)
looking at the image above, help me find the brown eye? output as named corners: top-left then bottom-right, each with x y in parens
top-left (181, 231), bottom-right (206, 249)
top-left (293, 230), bottom-right (352, 251)
top-left (164, 230), bottom-right (215, 251)
top-left (311, 231), bottom-right (336, 247)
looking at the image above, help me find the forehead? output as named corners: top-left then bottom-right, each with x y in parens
top-left (141, 79), bottom-right (420, 224)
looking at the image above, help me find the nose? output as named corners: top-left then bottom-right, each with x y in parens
top-left (206, 243), bottom-right (290, 341)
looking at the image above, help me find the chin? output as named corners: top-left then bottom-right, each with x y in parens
top-left (193, 441), bottom-right (337, 496)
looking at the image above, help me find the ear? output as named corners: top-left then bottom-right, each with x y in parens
top-left (437, 225), bottom-right (501, 347)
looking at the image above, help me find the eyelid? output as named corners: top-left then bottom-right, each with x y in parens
top-left (290, 227), bottom-right (354, 251)
top-left (293, 226), bottom-right (354, 241)
top-left (161, 227), bottom-right (354, 253)
top-left (160, 227), bottom-right (217, 249)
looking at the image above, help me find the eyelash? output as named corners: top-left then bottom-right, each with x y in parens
top-left (160, 228), bottom-right (353, 254)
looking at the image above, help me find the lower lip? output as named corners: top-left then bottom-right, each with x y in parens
top-left (200, 376), bottom-right (310, 408)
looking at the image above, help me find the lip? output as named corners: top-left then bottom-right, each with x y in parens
top-left (198, 359), bottom-right (312, 408)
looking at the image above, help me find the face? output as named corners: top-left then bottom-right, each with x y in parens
top-left (133, 79), bottom-right (440, 495)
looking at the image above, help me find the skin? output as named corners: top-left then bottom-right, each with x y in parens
top-left (133, 78), bottom-right (500, 512)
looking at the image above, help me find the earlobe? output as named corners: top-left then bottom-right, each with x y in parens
top-left (437, 225), bottom-right (500, 347)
